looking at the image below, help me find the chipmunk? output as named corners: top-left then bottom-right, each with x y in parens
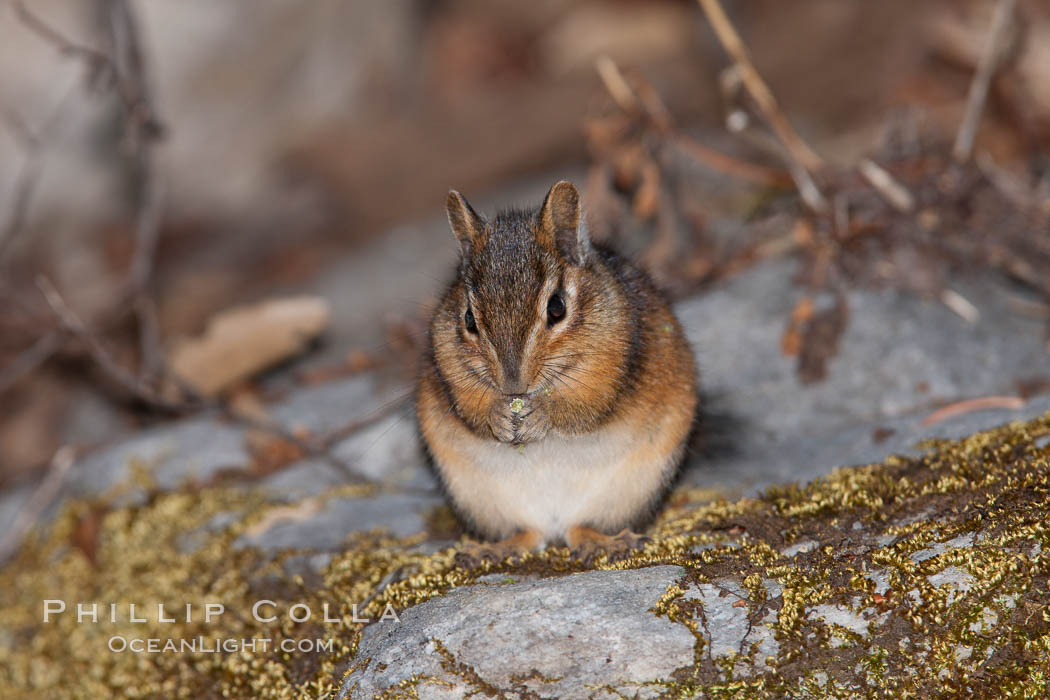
top-left (416, 180), bottom-right (698, 562)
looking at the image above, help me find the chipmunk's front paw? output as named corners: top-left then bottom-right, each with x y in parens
top-left (454, 530), bottom-right (543, 569)
top-left (567, 527), bottom-right (649, 565)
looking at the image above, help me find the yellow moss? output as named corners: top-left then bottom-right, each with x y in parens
top-left (1, 412), bottom-right (1049, 697)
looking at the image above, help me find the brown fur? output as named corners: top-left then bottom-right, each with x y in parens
top-left (417, 181), bottom-right (698, 551)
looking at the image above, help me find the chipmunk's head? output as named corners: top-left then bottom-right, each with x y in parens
top-left (430, 181), bottom-right (634, 445)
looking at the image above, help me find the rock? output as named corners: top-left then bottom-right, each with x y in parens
top-left (677, 258), bottom-right (1050, 494)
top-left (339, 566), bottom-right (696, 700)
top-left (64, 416), bottom-right (249, 503)
top-left (2, 225), bottom-right (1049, 697)
top-left (333, 412), bottom-right (1050, 698)
top-left (236, 491), bottom-right (443, 553)
top-left (2, 389), bottom-right (1049, 697)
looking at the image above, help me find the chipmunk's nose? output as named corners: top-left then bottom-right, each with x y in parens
top-left (500, 357), bottom-right (526, 395)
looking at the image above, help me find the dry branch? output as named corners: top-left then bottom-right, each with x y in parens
top-left (694, 0), bottom-right (827, 212)
top-left (953, 0), bottom-right (1018, 162)
top-left (0, 329), bottom-right (65, 395)
top-left (1, 0), bottom-right (170, 402)
top-left (857, 159), bottom-right (916, 213)
top-left (594, 56), bottom-right (791, 188)
top-left (0, 110), bottom-right (42, 262)
top-left (696, 0), bottom-right (824, 173)
top-left (36, 276), bottom-right (184, 411)
top-left (0, 445), bottom-right (76, 564)
top-left (0, 84), bottom-right (80, 264)
top-left (921, 395), bottom-right (1025, 427)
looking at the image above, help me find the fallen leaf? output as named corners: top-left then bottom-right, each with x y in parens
top-left (798, 296), bottom-right (850, 384)
top-left (780, 297), bottom-right (814, 357)
top-left (168, 296), bottom-right (330, 397)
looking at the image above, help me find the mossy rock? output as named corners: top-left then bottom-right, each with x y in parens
top-left (1, 413), bottom-right (1049, 698)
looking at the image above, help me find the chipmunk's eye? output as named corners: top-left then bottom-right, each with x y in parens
top-left (547, 292), bottom-right (566, 325)
top-left (464, 307), bottom-right (478, 334)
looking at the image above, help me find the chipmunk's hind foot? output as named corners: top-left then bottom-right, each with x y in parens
top-left (566, 526), bottom-right (649, 566)
top-left (454, 529), bottom-right (543, 569)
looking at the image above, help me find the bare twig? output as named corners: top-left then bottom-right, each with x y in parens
top-left (134, 295), bottom-right (164, 385)
top-left (672, 136), bottom-right (792, 188)
top-left (941, 288), bottom-right (981, 325)
top-left (14, 0), bottom-right (163, 137)
top-left (0, 328), bottom-right (66, 394)
top-left (921, 395), bottom-right (1025, 427)
top-left (0, 445), bottom-right (76, 565)
top-left (0, 119), bottom-right (42, 261)
top-left (785, 160), bottom-right (828, 214)
top-left (0, 84), bottom-right (80, 264)
top-left (595, 55), bottom-right (640, 115)
top-left (594, 56), bottom-right (791, 189)
top-left (975, 153), bottom-right (1044, 212)
top-left (953, 0), bottom-right (1018, 162)
top-left (104, 0), bottom-right (169, 383)
top-left (4, 1), bottom-right (171, 399)
top-left (857, 159), bottom-right (916, 213)
top-left (318, 398), bottom-right (408, 450)
top-left (104, 0), bottom-right (164, 143)
top-left (696, 0), bottom-right (824, 173)
top-left (12, 1), bottom-right (112, 82)
top-left (36, 276), bottom-right (184, 410)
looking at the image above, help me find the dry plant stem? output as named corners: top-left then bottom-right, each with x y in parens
top-left (134, 295), bottom-right (164, 385)
top-left (105, 0), bottom-right (168, 382)
top-left (0, 445), bottom-right (76, 565)
top-left (921, 395), bottom-right (1025, 427)
top-left (940, 288), bottom-right (980, 325)
top-left (3, 1), bottom-right (170, 397)
top-left (163, 372), bottom-right (387, 488)
top-left (975, 153), bottom-right (1044, 212)
top-left (0, 329), bottom-right (66, 395)
top-left (594, 55), bottom-right (791, 188)
top-left (857, 159), bottom-right (916, 213)
top-left (786, 160), bottom-right (828, 214)
top-left (595, 55), bottom-right (639, 114)
top-left (13, 0), bottom-right (163, 136)
top-left (36, 276), bottom-right (184, 411)
top-left (672, 135), bottom-right (791, 188)
top-left (696, 0), bottom-right (824, 173)
top-left (0, 83), bottom-right (81, 264)
top-left (953, 0), bottom-right (1018, 162)
top-left (694, 0), bottom-right (827, 212)
top-left (0, 111), bottom-right (42, 262)
top-left (318, 399), bottom-right (408, 450)
top-left (12, 1), bottom-right (112, 81)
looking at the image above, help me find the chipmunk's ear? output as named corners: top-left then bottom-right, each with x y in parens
top-left (538, 180), bottom-right (590, 265)
top-left (446, 190), bottom-right (487, 254)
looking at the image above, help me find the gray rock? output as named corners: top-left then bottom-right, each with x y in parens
top-left (66, 416), bottom-right (248, 503)
top-left (339, 566), bottom-right (695, 699)
top-left (678, 258), bottom-right (1050, 494)
top-left (236, 491), bottom-right (442, 552)
top-left (268, 375), bottom-right (403, 436)
top-left (330, 409), bottom-right (438, 491)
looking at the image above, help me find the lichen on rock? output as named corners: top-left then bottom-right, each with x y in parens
top-left (0, 412), bottom-right (1048, 698)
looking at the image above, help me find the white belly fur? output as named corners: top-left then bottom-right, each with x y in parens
top-left (437, 418), bottom-right (678, 543)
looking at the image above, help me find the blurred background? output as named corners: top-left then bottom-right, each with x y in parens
top-left (1, 0), bottom-right (1049, 489)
